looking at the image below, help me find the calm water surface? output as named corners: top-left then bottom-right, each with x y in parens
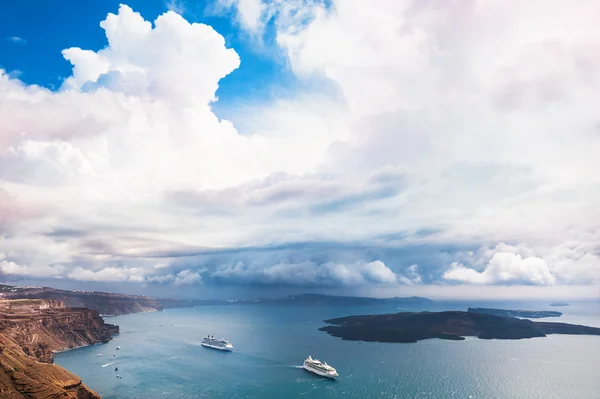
top-left (56, 301), bottom-right (600, 399)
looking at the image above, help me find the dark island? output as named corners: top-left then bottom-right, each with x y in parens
top-left (468, 307), bottom-right (562, 318)
top-left (319, 311), bottom-right (600, 343)
top-left (550, 302), bottom-right (570, 307)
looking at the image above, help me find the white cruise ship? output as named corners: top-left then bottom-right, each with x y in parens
top-left (201, 335), bottom-right (233, 351)
top-left (303, 356), bottom-right (338, 378)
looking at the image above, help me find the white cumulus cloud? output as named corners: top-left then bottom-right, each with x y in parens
top-left (211, 259), bottom-right (400, 287)
top-left (174, 269), bottom-right (203, 285)
top-left (2, 2), bottom-right (600, 296)
top-left (444, 252), bottom-right (556, 286)
top-left (0, 260), bottom-right (66, 278)
top-left (67, 266), bottom-right (147, 282)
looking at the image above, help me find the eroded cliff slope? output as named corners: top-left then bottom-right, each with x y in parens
top-left (0, 299), bottom-right (118, 398)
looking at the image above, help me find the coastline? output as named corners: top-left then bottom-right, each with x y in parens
top-left (52, 341), bottom-right (112, 355)
top-left (100, 308), bottom-right (158, 317)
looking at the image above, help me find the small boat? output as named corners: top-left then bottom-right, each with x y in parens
top-left (97, 353), bottom-right (103, 356)
top-left (201, 335), bottom-right (233, 351)
top-left (303, 356), bottom-right (338, 379)
top-left (116, 346), bottom-right (121, 351)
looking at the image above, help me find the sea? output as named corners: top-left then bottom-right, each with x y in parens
top-left (55, 300), bottom-right (600, 399)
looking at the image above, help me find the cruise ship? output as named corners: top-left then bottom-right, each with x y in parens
top-left (303, 356), bottom-right (338, 378)
top-left (201, 335), bottom-right (233, 351)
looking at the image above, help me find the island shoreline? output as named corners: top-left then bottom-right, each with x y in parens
top-left (319, 311), bottom-right (600, 344)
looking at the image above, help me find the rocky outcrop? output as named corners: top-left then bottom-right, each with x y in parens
top-left (1, 284), bottom-right (163, 316)
top-left (0, 299), bottom-right (118, 398)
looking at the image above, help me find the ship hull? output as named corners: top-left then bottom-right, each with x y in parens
top-left (201, 342), bottom-right (233, 351)
top-left (303, 364), bottom-right (337, 379)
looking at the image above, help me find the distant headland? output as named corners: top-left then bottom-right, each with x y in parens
top-left (159, 293), bottom-right (434, 308)
top-left (550, 302), bottom-right (570, 307)
top-left (1, 285), bottom-right (434, 316)
top-left (235, 293), bottom-right (433, 306)
top-left (468, 307), bottom-right (562, 318)
top-left (319, 311), bottom-right (600, 343)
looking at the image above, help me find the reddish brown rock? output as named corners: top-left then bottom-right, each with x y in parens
top-left (0, 299), bottom-right (118, 398)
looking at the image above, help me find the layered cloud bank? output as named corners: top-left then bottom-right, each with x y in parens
top-left (1, 2), bottom-right (599, 297)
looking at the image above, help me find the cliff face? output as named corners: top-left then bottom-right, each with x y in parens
top-left (0, 299), bottom-right (119, 398)
top-left (0, 299), bottom-right (119, 363)
top-left (1, 285), bottom-right (163, 316)
top-left (0, 334), bottom-right (101, 399)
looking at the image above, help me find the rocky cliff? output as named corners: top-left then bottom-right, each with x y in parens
top-left (0, 299), bottom-right (119, 398)
top-left (1, 285), bottom-right (163, 316)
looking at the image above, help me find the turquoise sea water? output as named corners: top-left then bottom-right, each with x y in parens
top-left (55, 301), bottom-right (600, 399)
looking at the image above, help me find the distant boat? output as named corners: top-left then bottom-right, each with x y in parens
top-left (201, 335), bottom-right (233, 351)
top-left (116, 346), bottom-right (121, 351)
top-left (303, 356), bottom-right (338, 379)
top-left (97, 353), bottom-right (103, 356)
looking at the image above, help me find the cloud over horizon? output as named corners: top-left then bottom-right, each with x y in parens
top-left (1, 1), bottom-right (599, 298)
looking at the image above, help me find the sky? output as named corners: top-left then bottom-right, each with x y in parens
top-left (1, 0), bottom-right (599, 300)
